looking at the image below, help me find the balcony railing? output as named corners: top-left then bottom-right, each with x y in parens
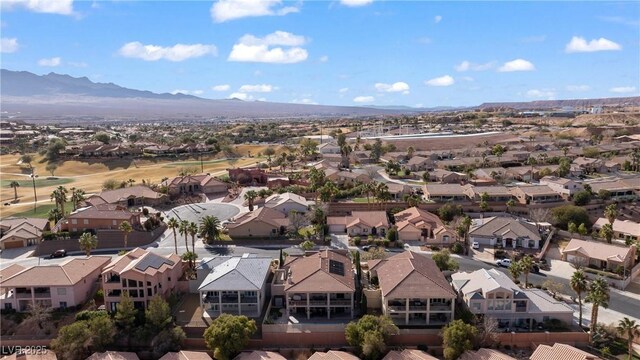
top-left (33, 292), bottom-right (51, 299)
top-left (15, 292), bottom-right (32, 299)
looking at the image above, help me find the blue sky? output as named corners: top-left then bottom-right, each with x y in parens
top-left (1, 0), bottom-right (639, 107)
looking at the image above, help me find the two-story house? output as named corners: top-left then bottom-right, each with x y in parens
top-left (510, 185), bottom-right (563, 205)
top-left (368, 251), bottom-right (456, 326)
top-left (59, 204), bottom-right (141, 233)
top-left (0, 256), bottom-right (111, 311)
top-left (102, 248), bottom-right (183, 312)
top-left (272, 249), bottom-right (356, 320)
top-left (423, 184), bottom-right (467, 203)
top-left (451, 269), bottom-right (574, 330)
top-left (195, 254), bottom-right (272, 318)
top-left (539, 176), bottom-right (584, 200)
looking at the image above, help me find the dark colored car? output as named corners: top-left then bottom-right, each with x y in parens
top-left (531, 264), bottom-right (540, 273)
top-left (50, 249), bottom-right (67, 258)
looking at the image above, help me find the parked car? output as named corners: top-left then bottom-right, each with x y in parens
top-left (403, 243), bottom-right (411, 250)
top-left (472, 242), bottom-right (480, 249)
top-left (50, 249), bottom-right (67, 258)
top-left (531, 264), bottom-right (540, 273)
top-left (495, 258), bottom-right (512, 267)
top-left (362, 245), bottom-right (377, 251)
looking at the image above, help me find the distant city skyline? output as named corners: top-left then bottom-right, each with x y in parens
top-left (1, 0), bottom-right (639, 107)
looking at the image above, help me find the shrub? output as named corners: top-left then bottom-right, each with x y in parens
top-left (451, 242), bottom-right (464, 254)
top-left (353, 236), bottom-right (361, 246)
top-left (383, 239), bottom-right (391, 248)
top-left (431, 246), bottom-right (440, 251)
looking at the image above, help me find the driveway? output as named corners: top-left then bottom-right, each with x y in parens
top-left (164, 202), bottom-right (240, 224)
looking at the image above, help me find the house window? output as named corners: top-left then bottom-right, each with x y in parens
top-left (83, 219), bottom-right (89, 225)
top-left (443, 235), bottom-right (450, 242)
top-left (57, 288), bottom-right (67, 296)
top-left (112, 220), bottom-right (117, 226)
top-left (471, 302), bottom-right (481, 311)
top-left (71, 219), bottom-right (77, 225)
top-left (4, 303), bottom-right (12, 310)
top-left (59, 302), bottom-right (67, 309)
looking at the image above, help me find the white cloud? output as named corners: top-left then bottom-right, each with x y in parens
top-left (610, 86), bottom-right (637, 94)
top-left (229, 92), bottom-right (249, 100)
top-left (425, 75), bottom-right (455, 87)
top-left (338, 87), bottom-right (349, 93)
top-left (38, 57), bottom-right (61, 67)
top-left (228, 31), bottom-right (308, 64)
top-left (319, 55), bottom-right (329, 62)
top-left (238, 84), bottom-right (277, 93)
top-left (566, 85), bottom-right (591, 92)
top-left (0, 38), bottom-right (18, 53)
top-left (291, 98), bottom-right (318, 105)
top-left (375, 81), bottom-right (410, 94)
top-left (2, 0), bottom-right (74, 15)
top-left (454, 60), bottom-right (494, 72)
top-left (353, 96), bottom-right (374, 103)
top-left (211, 0), bottom-right (299, 23)
top-left (171, 89), bottom-right (204, 96)
top-left (434, 15), bottom-right (442, 23)
top-left (340, 0), bottom-right (373, 7)
top-left (118, 42), bottom-right (217, 62)
top-left (526, 89), bottom-right (556, 99)
top-left (212, 84), bottom-right (231, 92)
top-left (565, 36), bottom-right (622, 53)
top-left (497, 59), bottom-right (535, 72)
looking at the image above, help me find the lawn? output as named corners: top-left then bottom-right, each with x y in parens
top-left (1, 177), bottom-right (75, 188)
top-left (352, 197), bottom-right (378, 203)
top-left (4, 200), bottom-right (71, 219)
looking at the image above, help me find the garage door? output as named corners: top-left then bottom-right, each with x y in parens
top-left (3, 240), bottom-right (24, 249)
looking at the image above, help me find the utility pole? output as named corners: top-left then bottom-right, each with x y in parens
top-left (200, 152), bottom-right (204, 173)
top-left (31, 170), bottom-right (37, 213)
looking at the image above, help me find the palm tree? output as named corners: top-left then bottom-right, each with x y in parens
top-left (617, 317), bottom-right (640, 360)
top-left (461, 216), bottom-right (472, 246)
top-left (586, 277), bottom-right (610, 344)
top-left (182, 251), bottom-right (197, 270)
top-left (50, 186), bottom-right (68, 216)
top-left (78, 232), bottom-right (98, 257)
top-left (506, 199), bottom-right (516, 214)
top-left (599, 223), bottom-right (614, 244)
top-left (119, 221), bottom-right (133, 249)
top-left (570, 269), bottom-right (588, 328)
top-left (188, 221), bottom-right (198, 253)
top-left (70, 188), bottom-right (86, 211)
top-left (509, 262), bottom-right (523, 283)
top-left (604, 203), bottom-right (618, 226)
top-left (244, 190), bottom-right (258, 211)
top-left (179, 220), bottom-right (190, 250)
top-left (199, 215), bottom-right (221, 244)
top-left (9, 181), bottom-right (20, 202)
top-left (47, 208), bottom-right (63, 224)
top-left (520, 256), bottom-right (534, 288)
top-left (167, 217), bottom-right (179, 254)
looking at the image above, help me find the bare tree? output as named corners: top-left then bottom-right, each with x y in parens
top-left (288, 210), bottom-right (309, 239)
top-left (475, 316), bottom-right (500, 347)
top-left (529, 208), bottom-right (550, 226)
top-left (543, 280), bottom-right (565, 299)
top-left (363, 165), bottom-right (379, 180)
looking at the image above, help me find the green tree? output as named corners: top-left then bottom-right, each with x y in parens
top-left (244, 190), bottom-right (258, 211)
top-left (45, 162), bottom-right (58, 176)
top-left (573, 190), bottom-right (591, 206)
top-left (308, 167), bottom-right (327, 191)
top-left (345, 315), bottom-right (399, 360)
top-left (570, 269), bottom-right (588, 328)
top-left (557, 157), bottom-right (571, 177)
top-left (48, 208), bottom-right (63, 223)
top-left (442, 319), bottom-right (478, 360)
top-left (167, 217), bottom-right (179, 253)
top-left (604, 203), bottom-right (618, 226)
top-left (188, 221), bottom-right (198, 253)
top-left (586, 277), bottom-right (610, 344)
top-left (45, 138), bottom-right (66, 162)
top-left (300, 240), bottom-right (315, 251)
top-left (94, 132), bottom-right (110, 144)
top-left (51, 321), bottom-right (91, 360)
top-left (568, 222), bottom-right (578, 234)
top-left (119, 220), bottom-right (133, 249)
top-left (182, 251), bottom-right (198, 270)
top-left (88, 314), bottom-right (116, 352)
top-left (115, 292), bottom-right (137, 332)
top-left (617, 317), bottom-right (640, 360)
top-left (199, 215), bottom-right (221, 244)
top-left (179, 220), bottom-right (190, 250)
top-left (437, 203), bottom-right (462, 223)
top-left (432, 249), bottom-right (459, 271)
top-left (552, 205), bottom-right (591, 230)
top-left (369, 139), bottom-right (384, 162)
top-left (9, 180), bottom-right (20, 202)
top-left (506, 198), bottom-right (516, 214)
top-left (520, 255), bottom-right (534, 287)
top-left (78, 232), bottom-right (98, 257)
top-left (386, 227), bottom-right (398, 242)
top-left (50, 185), bottom-right (69, 216)
top-left (509, 261), bottom-right (523, 283)
top-left (203, 314), bottom-right (257, 360)
top-left (146, 295), bottom-right (172, 333)
top-left (70, 187), bottom-right (85, 211)
top-left (577, 223), bottom-right (588, 236)
top-left (599, 223), bottom-right (614, 244)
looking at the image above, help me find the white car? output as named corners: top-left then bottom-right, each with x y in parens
top-left (495, 258), bottom-right (512, 267)
top-left (472, 242), bottom-right (480, 249)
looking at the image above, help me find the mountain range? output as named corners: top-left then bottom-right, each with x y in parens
top-left (1, 69), bottom-right (638, 122)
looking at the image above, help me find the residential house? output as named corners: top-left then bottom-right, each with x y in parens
top-left (587, 179), bottom-right (637, 201)
top-left (85, 185), bottom-right (167, 207)
top-left (459, 349), bottom-right (515, 360)
top-left (368, 251), bottom-right (456, 326)
top-left (160, 352), bottom-right (213, 360)
top-left (451, 269), bottom-right (574, 330)
top-left (350, 151), bottom-right (373, 164)
top-left (318, 142), bottom-right (341, 155)
top-left (226, 207), bottom-right (289, 239)
top-left (327, 211), bottom-right (390, 237)
top-left (539, 176), bottom-right (583, 199)
top-left (469, 216), bottom-right (541, 249)
top-left (264, 192), bottom-right (310, 215)
top-left (382, 350), bottom-right (438, 360)
top-left (143, 145), bottom-right (171, 155)
top-left (308, 351), bottom-right (359, 360)
top-left (326, 170), bottom-right (372, 185)
top-left (427, 169), bottom-right (466, 184)
top-left (463, 185), bottom-right (513, 203)
top-left (573, 157), bottom-right (604, 174)
top-left (510, 185), bottom-right (563, 204)
top-left (234, 352), bottom-right (285, 360)
top-left (593, 218), bottom-right (640, 243)
top-left (406, 156), bottom-right (434, 172)
top-left (196, 255), bottom-right (272, 318)
top-left (394, 207), bottom-right (455, 244)
top-left (102, 248), bottom-right (183, 312)
top-left (474, 167), bottom-right (507, 182)
top-left (387, 183), bottom-right (413, 200)
top-left (0, 217), bottom-right (50, 250)
top-left (59, 204), bottom-right (141, 233)
top-left (273, 249), bottom-right (356, 320)
top-left (0, 256), bottom-right (111, 311)
top-left (87, 352), bottom-right (140, 360)
top-left (2, 350), bottom-right (58, 360)
top-left (530, 343), bottom-right (601, 360)
top-left (163, 174), bottom-right (228, 196)
top-left (423, 184), bottom-right (467, 202)
top-left (228, 168), bottom-right (268, 186)
top-left (561, 239), bottom-right (636, 272)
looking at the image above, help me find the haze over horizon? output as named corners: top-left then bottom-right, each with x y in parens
top-left (1, 0), bottom-right (639, 108)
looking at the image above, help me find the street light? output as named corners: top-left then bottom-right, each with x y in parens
top-left (30, 171), bottom-right (38, 213)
